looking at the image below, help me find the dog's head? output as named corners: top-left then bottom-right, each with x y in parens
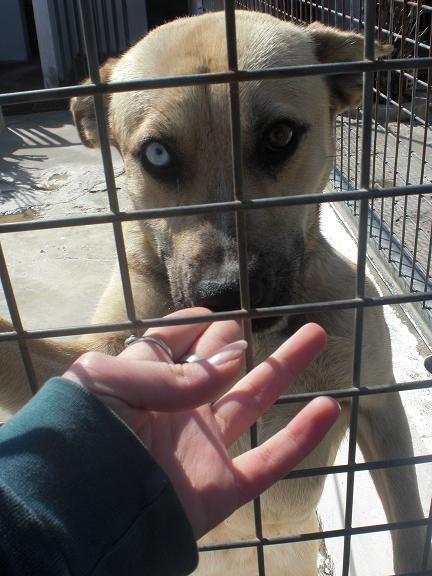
top-left (71, 12), bottom-right (390, 332)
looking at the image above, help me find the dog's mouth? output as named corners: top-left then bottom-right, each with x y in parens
top-left (172, 271), bottom-right (296, 334)
top-left (251, 315), bottom-right (282, 332)
top-left (173, 268), bottom-right (301, 334)
top-left (167, 239), bottom-right (305, 334)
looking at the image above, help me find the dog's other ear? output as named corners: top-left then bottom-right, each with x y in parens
top-left (70, 57), bottom-right (117, 148)
top-left (308, 22), bottom-right (392, 113)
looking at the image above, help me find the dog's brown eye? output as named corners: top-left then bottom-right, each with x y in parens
top-left (256, 120), bottom-right (304, 173)
top-left (264, 123), bottom-right (294, 151)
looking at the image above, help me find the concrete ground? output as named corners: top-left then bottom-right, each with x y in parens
top-left (0, 110), bottom-right (431, 574)
top-left (0, 110), bottom-right (126, 330)
top-left (334, 110), bottom-right (432, 287)
top-left (319, 203), bottom-right (432, 575)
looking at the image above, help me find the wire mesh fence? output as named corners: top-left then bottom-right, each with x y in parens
top-left (213, 0), bottom-right (432, 333)
top-left (0, 0), bottom-right (431, 575)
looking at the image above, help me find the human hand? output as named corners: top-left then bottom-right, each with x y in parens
top-left (63, 308), bottom-right (340, 539)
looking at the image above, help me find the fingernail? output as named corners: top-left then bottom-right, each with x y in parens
top-left (183, 353), bottom-right (203, 363)
top-left (207, 340), bottom-right (248, 366)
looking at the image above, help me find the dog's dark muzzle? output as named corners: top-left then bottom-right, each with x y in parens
top-left (176, 238), bottom-right (304, 332)
top-left (192, 277), bottom-right (281, 331)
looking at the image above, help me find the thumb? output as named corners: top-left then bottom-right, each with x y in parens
top-left (63, 340), bottom-right (247, 412)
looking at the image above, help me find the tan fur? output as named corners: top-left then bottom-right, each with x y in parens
top-left (1, 12), bottom-right (426, 574)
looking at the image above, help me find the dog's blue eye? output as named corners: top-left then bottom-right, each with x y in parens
top-left (140, 139), bottom-right (179, 182)
top-left (144, 141), bottom-right (171, 168)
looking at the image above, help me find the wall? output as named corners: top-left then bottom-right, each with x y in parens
top-left (0, 0), bottom-right (29, 62)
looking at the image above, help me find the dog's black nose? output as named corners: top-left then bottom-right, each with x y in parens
top-left (193, 280), bottom-right (239, 311)
top-left (193, 279), bottom-right (265, 311)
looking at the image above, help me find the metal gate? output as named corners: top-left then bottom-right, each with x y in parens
top-left (0, 1), bottom-right (431, 575)
top-left (200, 0), bottom-right (432, 337)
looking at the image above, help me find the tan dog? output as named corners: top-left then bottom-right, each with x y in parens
top-left (1, 11), bottom-right (427, 575)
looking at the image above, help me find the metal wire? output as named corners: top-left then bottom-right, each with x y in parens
top-left (0, 185), bottom-right (431, 235)
top-left (77, 0), bottom-right (137, 325)
top-left (341, 2), bottom-right (377, 571)
top-left (2, 56), bottom-right (432, 107)
top-left (224, 2), bottom-right (265, 573)
top-left (0, 245), bottom-right (38, 394)
top-left (198, 517), bottom-right (430, 550)
top-left (0, 290), bottom-right (431, 341)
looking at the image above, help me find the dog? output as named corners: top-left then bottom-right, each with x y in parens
top-left (0, 11), bottom-right (428, 575)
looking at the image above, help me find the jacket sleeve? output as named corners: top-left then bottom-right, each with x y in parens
top-left (0, 377), bottom-right (198, 576)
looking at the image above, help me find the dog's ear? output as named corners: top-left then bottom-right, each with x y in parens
top-left (308, 22), bottom-right (392, 113)
top-left (70, 57), bottom-right (117, 148)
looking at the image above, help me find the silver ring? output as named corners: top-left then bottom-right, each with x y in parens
top-left (124, 334), bottom-right (174, 361)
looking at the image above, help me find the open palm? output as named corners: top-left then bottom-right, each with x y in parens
top-left (64, 308), bottom-right (340, 538)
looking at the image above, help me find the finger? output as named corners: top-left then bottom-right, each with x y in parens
top-left (180, 319), bottom-right (243, 362)
top-left (64, 340), bottom-right (246, 411)
top-left (232, 396), bottom-right (340, 509)
top-left (120, 307), bottom-right (213, 363)
top-left (212, 323), bottom-right (327, 447)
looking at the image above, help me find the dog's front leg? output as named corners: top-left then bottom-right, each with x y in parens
top-left (81, 259), bottom-right (173, 355)
top-left (0, 318), bottom-right (84, 414)
top-left (357, 392), bottom-right (430, 573)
